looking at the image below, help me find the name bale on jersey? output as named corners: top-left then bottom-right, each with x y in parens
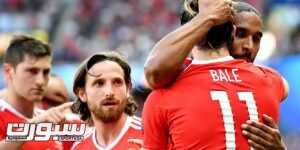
top-left (209, 69), bottom-right (242, 82)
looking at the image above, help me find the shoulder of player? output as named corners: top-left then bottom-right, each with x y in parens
top-left (0, 100), bottom-right (19, 120)
top-left (128, 116), bottom-right (142, 131)
top-left (143, 89), bottom-right (174, 114)
top-left (145, 90), bottom-right (167, 105)
top-left (0, 99), bottom-right (28, 120)
top-left (0, 99), bottom-right (8, 112)
top-left (254, 64), bottom-right (281, 76)
top-left (254, 64), bottom-right (278, 74)
top-left (71, 129), bottom-right (94, 150)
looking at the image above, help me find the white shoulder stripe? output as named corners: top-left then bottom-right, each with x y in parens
top-left (131, 117), bottom-right (142, 126)
top-left (132, 115), bottom-right (142, 121)
top-left (130, 119), bottom-right (142, 126)
top-left (130, 123), bottom-right (142, 130)
top-left (0, 99), bottom-right (28, 120)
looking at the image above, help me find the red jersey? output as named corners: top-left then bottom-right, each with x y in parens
top-left (62, 113), bottom-right (83, 150)
top-left (72, 115), bottom-right (143, 150)
top-left (0, 99), bottom-right (63, 150)
top-left (143, 56), bottom-right (285, 150)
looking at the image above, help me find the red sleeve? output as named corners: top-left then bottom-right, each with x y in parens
top-left (0, 114), bottom-right (6, 140)
top-left (262, 66), bottom-right (286, 102)
top-left (277, 76), bottom-right (285, 102)
top-left (142, 91), bottom-right (169, 149)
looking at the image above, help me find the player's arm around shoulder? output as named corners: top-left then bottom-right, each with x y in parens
top-left (242, 114), bottom-right (287, 150)
top-left (144, 0), bottom-right (234, 89)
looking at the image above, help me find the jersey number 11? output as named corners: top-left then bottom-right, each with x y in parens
top-left (210, 91), bottom-right (258, 150)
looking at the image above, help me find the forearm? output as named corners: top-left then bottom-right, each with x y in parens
top-left (144, 14), bottom-right (214, 88)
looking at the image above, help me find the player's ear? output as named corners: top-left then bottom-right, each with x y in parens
top-left (77, 88), bottom-right (87, 102)
top-left (3, 63), bottom-right (14, 83)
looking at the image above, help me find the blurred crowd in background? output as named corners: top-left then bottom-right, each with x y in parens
top-left (0, 0), bottom-right (299, 148)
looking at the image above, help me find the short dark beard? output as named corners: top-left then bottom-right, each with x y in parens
top-left (90, 98), bottom-right (127, 123)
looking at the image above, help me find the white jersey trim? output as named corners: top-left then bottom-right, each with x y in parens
top-left (129, 123), bottom-right (142, 131)
top-left (0, 99), bottom-right (29, 120)
top-left (191, 56), bottom-right (234, 65)
top-left (182, 56), bottom-right (234, 74)
top-left (132, 115), bottom-right (141, 122)
top-left (130, 116), bottom-right (142, 130)
top-left (0, 99), bottom-right (45, 121)
top-left (92, 115), bottom-right (132, 150)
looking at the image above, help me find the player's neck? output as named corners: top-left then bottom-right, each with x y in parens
top-left (5, 87), bottom-right (34, 118)
top-left (192, 46), bottom-right (230, 61)
top-left (94, 113), bottom-right (127, 147)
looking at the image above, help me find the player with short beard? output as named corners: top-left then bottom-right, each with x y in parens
top-left (71, 52), bottom-right (143, 150)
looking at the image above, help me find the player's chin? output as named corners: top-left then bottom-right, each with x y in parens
top-left (30, 95), bottom-right (44, 102)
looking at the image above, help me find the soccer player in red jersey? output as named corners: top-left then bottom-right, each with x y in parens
top-left (0, 74), bottom-right (82, 150)
top-left (0, 35), bottom-right (66, 149)
top-left (71, 52), bottom-right (143, 150)
top-left (143, 0), bottom-right (288, 149)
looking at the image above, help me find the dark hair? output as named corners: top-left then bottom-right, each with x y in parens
top-left (4, 35), bottom-right (52, 67)
top-left (180, 0), bottom-right (261, 25)
top-left (232, 1), bottom-right (260, 16)
top-left (180, 0), bottom-right (198, 26)
top-left (180, 1), bottom-right (262, 49)
top-left (180, 0), bottom-right (233, 49)
top-left (71, 52), bottom-right (138, 121)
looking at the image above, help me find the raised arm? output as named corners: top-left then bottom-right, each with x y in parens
top-left (144, 0), bottom-right (233, 89)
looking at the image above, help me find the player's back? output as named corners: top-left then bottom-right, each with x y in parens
top-left (152, 58), bottom-right (284, 150)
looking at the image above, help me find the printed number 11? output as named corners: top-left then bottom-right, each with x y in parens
top-left (210, 91), bottom-right (258, 150)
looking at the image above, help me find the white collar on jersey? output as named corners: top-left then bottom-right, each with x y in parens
top-left (191, 56), bottom-right (234, 64)
top-left (92, 115), bottom-right (131, 150)
top-left (0, 99), bottom-right (43, 120)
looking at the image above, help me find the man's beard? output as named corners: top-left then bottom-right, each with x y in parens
top-left (89, 98), bottom-right (127, 123)
top-left (232, 53), bottom-right (254, 63)
top-left (229, 49), bottom-right (254, 62)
